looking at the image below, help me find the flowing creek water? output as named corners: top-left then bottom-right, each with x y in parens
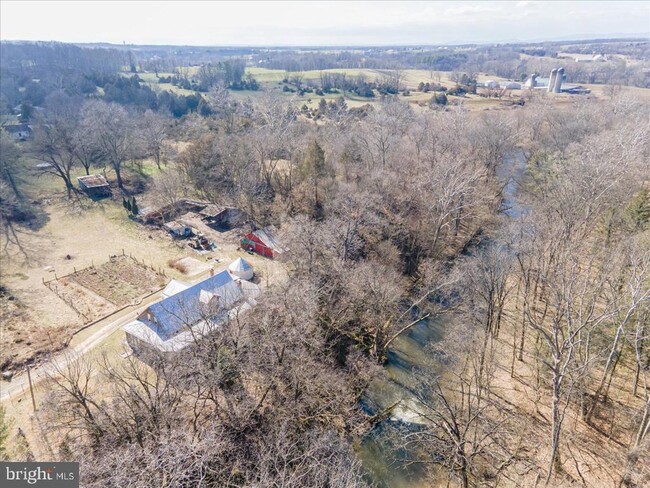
top-left (357, 150), bottom-right (528, 487)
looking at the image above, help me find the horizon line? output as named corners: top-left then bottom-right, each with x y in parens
top-left (1, 33), bottom-right (649, 50)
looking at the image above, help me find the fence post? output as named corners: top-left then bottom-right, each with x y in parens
top-left (27, 366), bottom-right (37, 412)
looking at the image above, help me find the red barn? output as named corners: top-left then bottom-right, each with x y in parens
top-left (241, 227), bottom-right (284, 259)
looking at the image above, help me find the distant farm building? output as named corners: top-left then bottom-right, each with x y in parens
top-left (228, 257), bottom-right (254, 281)
top-left (77, 174), bottom-right (111, 198)
top-left (524, 69), bottom-right (590, 95)
top-left (561, 85), bottom-right (591, 95)
top-left (199, 205), bottom-right (247, 229)
top-left (524, 74), bottom-right (539, 89)
top-left (241, 227), bottom-right (284, 259)
top-left (163, 220), bottom-right (192, 238)
top-left (3, 123), bottom-right (32, 141)
top-left (124, 267), bottom-right (260, 360)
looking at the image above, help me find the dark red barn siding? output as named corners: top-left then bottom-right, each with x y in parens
top-left (241, 233), bottom-right (275, 259)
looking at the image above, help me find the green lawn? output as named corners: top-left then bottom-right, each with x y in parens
top-left (247, 67), bottom-right (384, 84)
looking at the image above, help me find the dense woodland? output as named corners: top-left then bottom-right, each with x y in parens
top-left (1, 40), bottom-right (650, 487)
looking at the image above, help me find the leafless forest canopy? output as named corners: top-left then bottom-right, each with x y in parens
top-left (1, 39), bottom-right (650, 487)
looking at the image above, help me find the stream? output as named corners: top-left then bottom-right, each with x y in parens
top-left (357, 150), bottom-right (528, 487)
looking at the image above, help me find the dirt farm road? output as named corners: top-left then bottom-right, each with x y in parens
top-left (0, 291), bottom-right (163, 403)
top-left (1, 259), bottom-right (225, 403)
top-left (1, 257), bottom-right (275, 404)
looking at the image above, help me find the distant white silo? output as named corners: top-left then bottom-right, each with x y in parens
top-left (548, 69), bottom-right (558, 93)
top-left (525, 73), bottom-right (539, 89)
top-left (553, 67), bottom-right (565, 93)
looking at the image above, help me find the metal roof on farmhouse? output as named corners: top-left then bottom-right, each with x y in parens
top-left (161, 279), bottom-right (191, 298)
top-left (77, 174), bottom-right (109, 188)
top-left (124, 269), bottom-right (260, 353)
top-left (140, 269), bottom-right (241, 340)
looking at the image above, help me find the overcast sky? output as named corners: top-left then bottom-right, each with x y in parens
top-left (1, 1), bottom-right (648, 46)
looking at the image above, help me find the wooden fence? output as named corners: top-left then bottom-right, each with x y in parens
top-left (42, 250), bottom-right (169, 328)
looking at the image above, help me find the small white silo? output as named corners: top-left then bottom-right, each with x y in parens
top-left (228, 257), bottom-right (254, 281)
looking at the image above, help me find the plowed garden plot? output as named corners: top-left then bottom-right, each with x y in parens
top-left (64, 255), bottom-right (167, 307)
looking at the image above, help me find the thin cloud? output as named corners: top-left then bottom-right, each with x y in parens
top-left (0, 1), bottom-right (647, 45)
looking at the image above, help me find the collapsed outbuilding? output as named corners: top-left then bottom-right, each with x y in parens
top-left (199, 205), bottom-right (247, 229)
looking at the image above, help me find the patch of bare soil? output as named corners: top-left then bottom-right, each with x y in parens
top-left (0, 287), bottom-right (68, 372)
top-left (68, 255), bottom-right (167, 306)
top-left (176, 212), bottom-right (243, 252)
top-left (47, 277), bottom-right (115, 320)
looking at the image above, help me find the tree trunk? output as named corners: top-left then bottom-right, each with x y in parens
top-left (547, 364), bottom-right (562, 483)
top-left (585, 323), bottom-right (625, 421)
top-left (454, 193), bottom-right (464, 237)
top-left (114, 164), bottom-right (124, 189)
top-left (64, 176), bottom-right (74, 199)
top-left (635, 398), bottom-right (650, 446)
top-left (602, 350), bottom-right (622, 403)
top-left (4, 170), bottom-right (22, 199)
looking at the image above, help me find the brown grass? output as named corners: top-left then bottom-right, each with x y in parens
top-left (481, 303), bottom-right (647, 486)
top-left (0, 288), bottom-right (68, 371)
top-left (167, 258), bottom-right (189, 274)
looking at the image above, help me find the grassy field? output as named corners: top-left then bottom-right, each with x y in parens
top-left (127, 71), bottom-right (201, 96)
top-left (1, 161), bottom-right (184, 369)
top-left (133, 65), bottom-right (648, 113)
top-left (240, 67), bottom-right (531, 112)
top-left (0, 155), bottom-right (289, 460)
top-left (0, 155), bottom-right (291, 371)
top-left (247, 66), bottom-right (382, 83)
top-left (129, 64), bottom-right (649, 114)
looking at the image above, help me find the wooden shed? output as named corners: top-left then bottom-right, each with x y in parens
top-left (77, 174), bottom-right (111, 199)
